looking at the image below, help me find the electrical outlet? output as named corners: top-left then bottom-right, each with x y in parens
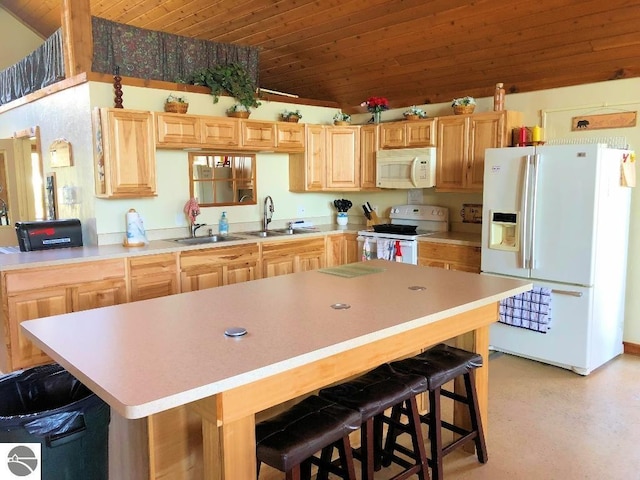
top-left (297, 206), bottom-right (305, 216)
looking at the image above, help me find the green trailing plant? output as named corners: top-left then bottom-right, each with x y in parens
top-left (187, 63), bottom-right (261, 109)
top-left (281, 109), bottom-right (302, 120)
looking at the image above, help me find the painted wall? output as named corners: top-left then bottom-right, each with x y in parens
top-left (0, 7), bottom-right (44, 69)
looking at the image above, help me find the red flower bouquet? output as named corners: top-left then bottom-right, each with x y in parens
top-left (361, 96), bottom-right (389, 113)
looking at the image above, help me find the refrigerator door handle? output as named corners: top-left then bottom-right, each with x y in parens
top-left (551, 289), bottom-right (583, 297)
top-left (530, 154), bottom-right (540, 270)
top-left (521, 155), bottom-right (532, 269)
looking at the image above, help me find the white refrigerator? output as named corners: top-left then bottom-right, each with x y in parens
top-left (481, 144), bottom-right (632, 374)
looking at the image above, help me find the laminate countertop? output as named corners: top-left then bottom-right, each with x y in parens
top-left (22, 260), bottom-right (529, 420)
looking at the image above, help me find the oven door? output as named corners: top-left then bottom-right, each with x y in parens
top-left (357, 235), bottom-right (418, 264)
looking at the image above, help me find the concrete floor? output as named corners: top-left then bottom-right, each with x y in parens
top-left (260, 352), bottom-right (640, 479)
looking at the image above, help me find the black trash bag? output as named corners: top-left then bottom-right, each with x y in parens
top-left (0, 364), bottom-right (97, 434)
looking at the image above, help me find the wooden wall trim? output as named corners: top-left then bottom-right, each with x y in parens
top-left (61, 0), bottom-right (93, 78)
top-left (623, 342), bottom-right (640, 356)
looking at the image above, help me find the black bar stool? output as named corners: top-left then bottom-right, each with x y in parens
top-left (255, 395), bottom-right (361, 480)
top-left (385, 343), bottom-right (488, 480)
top-left (318, 363), bottom-right (430, 480)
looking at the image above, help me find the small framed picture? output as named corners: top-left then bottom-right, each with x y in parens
top-left (44, 173), bottom-right (57, 220)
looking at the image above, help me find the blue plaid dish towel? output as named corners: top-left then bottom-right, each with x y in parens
top-left (499, 287), bottom-right (552, 333)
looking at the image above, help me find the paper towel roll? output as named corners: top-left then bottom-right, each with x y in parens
top-left (124, 209), bottom-right (147, 246)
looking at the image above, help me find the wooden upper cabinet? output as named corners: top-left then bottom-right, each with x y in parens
top-left (241, 120), bottom-right (277, 149)
top-left (380, 119), bottom-right (435, 149)
top-left (156, 113), bottom-right (201, 147)
top-left (359, 125), bottom-right (379, 190)
top-left (94, 108), bottom-right (157, 198)
top-left (275, 122), bottom-right (305, 152)
top-left (406, 120), bottom-right (436, 147)
top-left (436, 111), bottom-right (522, 192)
top-left (201, 117), bottom-right (240, 147)
top-left (156, 113), bottom-right (240, 148)
top-left (289, 125), bottom-right (326, 192)
top-left (326, 126), bottom-right (360, 190)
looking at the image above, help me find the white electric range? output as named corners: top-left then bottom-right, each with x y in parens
top-left (357, 204), bottom-right (449, 264)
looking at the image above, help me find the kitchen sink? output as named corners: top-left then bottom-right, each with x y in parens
top-left (270, 228), bottom-right (314, 235)
top-left (241, 230), bottom-right (286, 238)
top-left (171, 235), bottom-right (244, 245)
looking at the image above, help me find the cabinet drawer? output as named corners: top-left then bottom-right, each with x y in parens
top-left (4, 259), bottom-right (126, 294)
top-left (180, 244), bottom-right (260, 271)
top-left (129, 254), bottom-right (177, 277)
top-left (419, 243), bottom-right (481, 265)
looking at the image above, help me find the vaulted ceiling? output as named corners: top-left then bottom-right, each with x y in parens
top-left (3, 0), bottom-right (639, 111)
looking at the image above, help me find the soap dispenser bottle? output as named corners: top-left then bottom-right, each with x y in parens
top-left (219, 211), bottom-right (229, 235)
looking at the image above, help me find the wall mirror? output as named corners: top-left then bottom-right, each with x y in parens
top-left (49, 138), bottom-right (73, 167)
top-left (188, 152), bottom-right (256, 206)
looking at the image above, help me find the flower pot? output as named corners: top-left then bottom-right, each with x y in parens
top-left (282, 116), bottom-right (300, 123)
top-left (227, 111), bottom-right (250, 119)
top-left (404, 114), bottom-right (421, 121)
top-left (165, 102), bottom-right (188, 114)
top-left (453, 105), bottom-right (475, 115)
top-left (334, 120), bottom-right (350, 126)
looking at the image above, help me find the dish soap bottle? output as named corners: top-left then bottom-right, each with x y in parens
top-left (219, 211), bottom-right (229, 236)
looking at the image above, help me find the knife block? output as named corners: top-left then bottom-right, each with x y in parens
top-left (369, 210), bottom-right (380, 225)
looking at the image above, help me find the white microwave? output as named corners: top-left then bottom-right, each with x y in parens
top-left (376, 147), bottom-right (437, 189)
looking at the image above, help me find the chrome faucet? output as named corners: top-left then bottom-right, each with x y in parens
top-left (191, 223), bottom-right (205, 238)
top-left (263, 196), bottom-right (274, 231)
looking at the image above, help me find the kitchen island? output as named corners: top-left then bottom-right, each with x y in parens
top-left (22, 260), bottom-right (530, 479)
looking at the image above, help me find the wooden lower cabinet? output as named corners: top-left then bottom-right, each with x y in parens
top-left (128, 253), bottom-right (179, 301)
top-left (418, 241), bottom-right (481, 273)
top-left (326, 234), bottom-right (346, 267)
top-left (1, 259), bottom-right (126, 372)
top-left (262, 237), bottom-right (326, 277)
top-left (179, 244), bottom-right (260, 292)
top-left (345, 233), bottom-right (360, 263)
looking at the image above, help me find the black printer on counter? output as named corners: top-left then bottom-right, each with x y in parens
top-left (15, 219), bottom-right (83, 252)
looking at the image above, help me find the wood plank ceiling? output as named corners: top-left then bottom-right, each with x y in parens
top-left (3, 0), bottom-right (639, 111)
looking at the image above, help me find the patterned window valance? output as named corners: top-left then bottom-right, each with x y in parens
top-left (0, 29), bottom-right (64, 105)
top-left (0, 17), bottom-right (259, 106)
top-left (91, 17), bottom-right (259, 87)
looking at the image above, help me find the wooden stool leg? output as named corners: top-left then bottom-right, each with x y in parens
top-left (381, 403), bottom-right (402, 467)
top-left (286, 465), bottom-right (302, 480)
top-left (429, 388), bottom-right (444, 480)
top-left (406, 397), bottom-right (431, 480)
top-left (465, 371), bottom-right (488, 463)
top-left (337, 436), bottom-right (358, 480)
top-left (361, 417), bottom-right (375, 480)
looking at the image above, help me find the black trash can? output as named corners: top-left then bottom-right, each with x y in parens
top-left (0, 364), bottom-right (110, 480)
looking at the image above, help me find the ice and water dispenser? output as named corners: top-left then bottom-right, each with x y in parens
top-left (488, 211), bottom-right (519, 251)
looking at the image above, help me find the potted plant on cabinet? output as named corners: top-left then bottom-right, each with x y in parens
top-left (281, 109), bottom-right (302, 122)
top-left (186, 62), bottom-right (261, 110)
top-left (403, 106), bottom-right (428, 121)
top-left (333, 112), bottom-right (351, 126)
top-left (226, 103), bottom-right (252, 119)
top-left (164, 93), bottom-right (189, 114)
top-left (451, 96), bottom-right (476, 115)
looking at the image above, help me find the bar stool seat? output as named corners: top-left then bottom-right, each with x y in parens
top-left (319, 363), bottom-right (430, 480)
top-left (387, 343), bottom-right (488, 480)
top-left (256, 395), bottom-right (361, 480)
